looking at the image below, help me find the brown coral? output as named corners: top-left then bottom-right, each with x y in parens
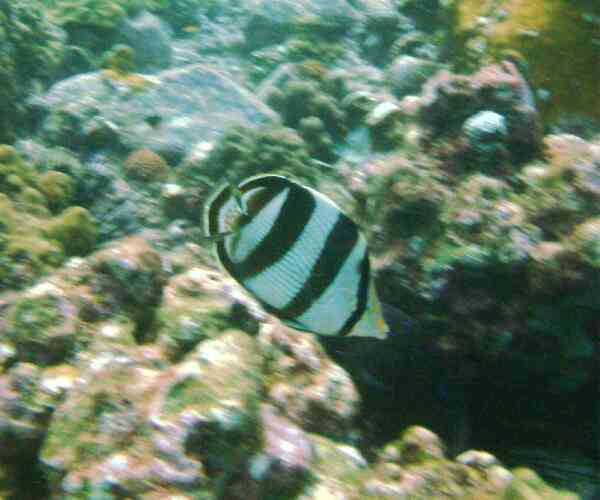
top-left (123, 149), bottom-right (169, 182)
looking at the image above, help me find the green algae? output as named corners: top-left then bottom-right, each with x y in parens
top-left (37, 171), bottom-right (75, 212)
top-left (47, 0), bottom-right (136, 30)
top-left (102, 44), bottom-right (136, 74)
top-left (45, 206), bottom-right (97, 257)
top-left (0, 193), bottom-right (17, 234)
top-left (570, 218), bottom-right (600, 267)
top-left (11, 296), bottom-right (62, 343)
top-left (0, 145), bottom-right (37, 194)
top-left (506, 467), bottom-right (580, 500)
top-left (41, 362), bottom-right (151, 470)
top-left (6, 291), bottom-right (84, 366)
top-left (164, 331), bottom-right (262, 415)
top-left (158, 306), bottom-right (231, 361)
top-left (0, 1), bottom-right (65, 142)
top-left (5, 235), bottom-right (63, 271)
top-left (161, 332), bottom-right (263, 495)
top-left (181, 125), bottom-right (317, 188)
top-left (0, 147), bottom-right (101, 289)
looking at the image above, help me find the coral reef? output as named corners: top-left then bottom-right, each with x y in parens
top-left (264, 62), bottom-right (348, 160)
top-left (0, 214), bottom-right (587, 498)
top-left (2, 240), bottom-right (577, 498)
top-left (0, 1), bottom-right (595, 498)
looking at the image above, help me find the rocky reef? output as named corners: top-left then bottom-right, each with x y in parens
top-left (0, 0), bottom-right (597, 499)
top-left (0, 237), bottom-right (585, 498)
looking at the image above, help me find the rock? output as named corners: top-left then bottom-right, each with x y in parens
top-left (347, 152), bottom-right (448, 249)
top-left (381, 426), bottom-right (445, 465)
top-left (456, 449), bottom-right (500, 469)
top-left (463, 109), bottom-right (509, 160)
top-left (363, 426), bottom-right (530, 499)
top-left (418, 61), bottom-right (542, 163)
top-left (89, 236), bottom-right (164, 338)
top-left (33, 64), bottom-right (276, 163)
top-left (352, 0), bottom-right (398, 19)
top-left (506, 467), bottom-right (580, 500)
top-left (119, 11), bottom-right (173, 73)
top-left (150, 330), bottom-right (263, 495)
top-left (0, 363), bottom-right (49, 460)
top-left (569, 218), bottom-right (600, 267)
top-left (260, 323), bottom-right (360, 440)
top-left (4, 282), bottom-right (84, 366)
top-left (156, 266), bottom-right (264, 361)
top-left (41, 349), bottom-right (166, 496)
top-left (297, 435), bottom-right (368, 498)
top-left (243, 0), bottom-right (358, 51)
top-left (250, 404), bottom-right (314, 496)
top-left (387, 55), bottom-right (439, 98)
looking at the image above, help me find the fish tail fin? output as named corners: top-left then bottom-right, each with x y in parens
top-left (381, 302), bottom-right (414, 335)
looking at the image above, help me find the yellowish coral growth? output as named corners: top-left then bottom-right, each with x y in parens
top-left (101, 69), bottom-right (150, 92)
top-left (455, 0), bottom-right (600, 121)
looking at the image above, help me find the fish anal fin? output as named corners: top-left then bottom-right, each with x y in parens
top-left (280, 317), bottom-right (310, 332)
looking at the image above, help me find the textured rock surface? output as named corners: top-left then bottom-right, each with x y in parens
top-left (260, 322), bottom-right (360, 440)
top-left (119, 11), bottom-right (173, 73)
top-left (33, 64), bottom-right (276, 162)
top-left (243, 0), bottom-right (358, 51)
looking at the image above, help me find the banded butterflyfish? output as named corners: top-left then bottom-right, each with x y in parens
top-left (204, 175), bottom-right (388, 339)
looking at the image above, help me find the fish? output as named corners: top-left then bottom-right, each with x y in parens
top-left (204, 174), bottom-right (388, 339)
